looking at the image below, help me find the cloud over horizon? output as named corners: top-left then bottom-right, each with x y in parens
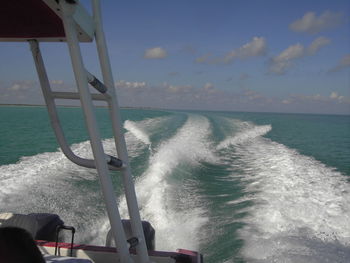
top-left (307, 36), bottom-right (331, 55)
top-left (144, 47), bottom-right (168, 59)
top-left (223, 36), bottom-right (267, 63)
top-left (289, 11), bottom-right (344, 34)
top-left (196, 37), bottom-right (267, 64)
top-left (1, 77), bottom-right (349, 115)
top-left (329, 54), bottom-right (350, 72)
top-left (269, 37), bottom-right (331, 74)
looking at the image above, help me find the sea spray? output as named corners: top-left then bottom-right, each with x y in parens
top-left (1, 107), bottom-right (349, 263)
top-left (118, 115), bottom-right (217, 251)
top-left (0, 135), bottom-right (147, 244)
top-left (217, 123), bottom-right (271, 150)
top-left (219, 128), bottom-right (350, 262)
top-left (124, 120), bottom-right (151, 145)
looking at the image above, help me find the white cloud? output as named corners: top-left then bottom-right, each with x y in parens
top-left (329, 92), bottom-right (347, 103)
top-left (330, 92), bottom-right (339, 99)
top-left (307, 36), bottom-right (331, 55)
top-left (244, 89), bottom-right (263, 101)
top-left (9, 82), bottom-right (34, 91)
top-left (166, 84), bottom-right (193, 93)
top-left (237, 37), bottom-right (267, 58)
top-left (329, 54), bottom-right (350, 72)
top-left (111, 79), bottom-right (350, 114)
top-left (144, 47), bottom-right (168, 59)
top-left (10, 84), bottom-right (22, 91)
top-left (269, 37), bottom-right (330, 74)
top-left (290, 11), bottom-right (344, 34)
top-left (284, 92), bottom-right (350, 105)
top-left (0, 81), bottom-right (44, 105)
top-left (269, 43), bottom-right (304, 74)
top-left (224, 36), bottom-right (267, 63)
top-left (116, 80), bottom-right (147, 89)
top-left (278, 93), bottom-right (350, 114)
top-left (203, 83), bottom-right (216, 94)
top-left (203, 83), bottom-right (214, 90)
top-left (275, 43), bottom-right (305, 61)
top-left (196, 37), bottom-right (267, 64)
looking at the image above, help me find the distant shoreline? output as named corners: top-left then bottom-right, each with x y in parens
top-left (0, 103), bottom-right (349, 116)
top-left (0, 103), bottom-right (155, 110)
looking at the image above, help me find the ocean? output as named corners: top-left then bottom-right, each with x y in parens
top-left (0, 106), bottom-right (349, 262)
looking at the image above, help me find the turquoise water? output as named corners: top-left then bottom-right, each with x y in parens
top-left (1, 106), bottom-right (349, 262)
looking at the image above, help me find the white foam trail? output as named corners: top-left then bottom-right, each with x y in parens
top-left (230, 135), bottom-right (350, 262)
top-left (124, 120), bottom-right (151, 145)
top-left (0, 145), bottom-right (101, 244)
top-left (0, 134), bottom-right (147, 244)
top-left (217, 124), bottom-right (271, 150)
top-left (133, 116), bottom-right (170, 135)
top-left (122, 116), bottom-right (173, 156)
top-left (118, 115), bottom-right (216, 251)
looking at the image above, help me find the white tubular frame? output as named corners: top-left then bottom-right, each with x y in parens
top-left (91, 1), bottom-right (150, 262)
top-left (29, 1), bottom-right (151, 262)
top-left (58, 1), bottom-right (137, 262)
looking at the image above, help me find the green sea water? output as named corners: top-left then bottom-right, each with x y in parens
top-left (1, 106), bottom-right (349, 262)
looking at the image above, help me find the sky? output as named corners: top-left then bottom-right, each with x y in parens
top-left (0, 0), bottom-right (349, 114)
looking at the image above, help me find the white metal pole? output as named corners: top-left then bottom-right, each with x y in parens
top-left (91, 1), bottom-right (150, 262)
top-left (59, 2), bottom-right (132, 262)
top-left (29, 40), bottom-right (104, 170)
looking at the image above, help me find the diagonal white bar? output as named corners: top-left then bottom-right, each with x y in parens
top-left (59, 1), bottom-right (132, 262)
top-left (91, 1), bottom-right (151, 262)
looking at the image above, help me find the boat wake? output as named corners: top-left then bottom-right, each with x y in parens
top-left (124, 120), bottom-right (151, 145)
top-left (217, 120), bottom-right (350, 262)
top-left (0, 128), bottom-right (152, 244)
top-left (217, 121), bottom-right (271, 150)
top-left (118, 114), bottom-right (217, 251)
top-left (1, 112), bottom-right (349, 263)
top-left (0, 142), bottom-right (103, 242)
